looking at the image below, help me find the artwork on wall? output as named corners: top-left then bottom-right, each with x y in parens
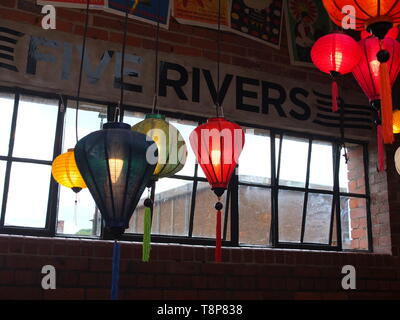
top-left (37, 0), bottom-right (106, 9)
top-left (285, 0), bottom-right (333, 67)
top-left (229, 0), bottom-right (284, 48)
top-left (172, 0), bottom-right (230, 29)
top-left (105, 0), bottom-right (171, 28)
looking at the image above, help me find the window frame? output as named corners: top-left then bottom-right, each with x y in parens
top-left (0, 85), bottom-right (373, 252)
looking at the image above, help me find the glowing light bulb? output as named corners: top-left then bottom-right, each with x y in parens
top-left (370, 60), bottom-right (380, 77)
top-left (108, 158), bottom-right (124, 184)
top-left (334, 51), bottom-right (343, 69)
top-left (211, 149), bottom-right (221, 165)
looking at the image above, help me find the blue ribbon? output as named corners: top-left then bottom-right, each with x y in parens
top-left (111, 240), bottom-right (121, 300)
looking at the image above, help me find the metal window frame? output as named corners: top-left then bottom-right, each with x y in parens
top-left (0, 85), bottom-right (372, 252)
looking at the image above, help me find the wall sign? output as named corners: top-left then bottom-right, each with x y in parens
top-left (0, 21), bottom-right (372, 140)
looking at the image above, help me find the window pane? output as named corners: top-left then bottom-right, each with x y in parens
top-left (340, 144), bottom-right (366, 194)
top-left (278, 189), bottom-right (304, 242)
top-left (239, 185), bottom-right (271, 245)
top-left (192, 181), bottom-right (227, 238)
top-left (4, 162), bottom-right (51, 228)
top-left (152, 178), bottom-right (193, 236)
top-left (0, 161), bottom-right (6, 212)
top-left (56, 187), bottom-right (99, 237)
top-left (63, 103), bottom-right (107, 153)
top-left (126, 187), bottom-right (149, 234)
top-left (309, 141), bottom-right (333, 190)
top-left (303, 193), bottom-right (333, 244)
top-left (239, 129), bottom-right (270, 184)
top-left (0, 93), bottom-right (14, 156)
top-left (123, 111), bottom-right (144, 127)
top-left (278, 136), bottom-right (309, 188)
top-left (341, 197), bottom-right (369, 250)
top-left (13, 96), bottom-right (58, 160)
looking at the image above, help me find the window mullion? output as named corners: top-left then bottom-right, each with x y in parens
top-left (0, 91), bottom-right (19, 228)
top-left (270, 131), bottom-right (279, 246)
top-left (300, 138), bottom-right (313, 243)
top-left (188, 164), bottom-right (199, 237)
top-left (334, 143), bottom-right (343, 250)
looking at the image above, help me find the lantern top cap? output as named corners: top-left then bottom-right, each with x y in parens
top-left (208, 117), bottom-right (227, 122)
top-left (145, 113), bottom-right (166, 120)
top-left (67, 148), bottom-right (74, 152)
top-left (103, 122), bottom-right (131, 130)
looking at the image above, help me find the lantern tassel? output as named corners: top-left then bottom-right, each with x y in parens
top-left (332, 80), bottom-right (339, 113)
top-left (142, 206), bottom-right (152, 262)
top-left (379, 62), bottom-right (394, 144)
top-left (215, 209), bottom-right (222, 263)
top-left (111, 240), bottom-right (120, 300)
top-left (377, 125), bottom-right (385, 172)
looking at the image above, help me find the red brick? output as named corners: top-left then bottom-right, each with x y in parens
top-left (55, 20), bottom-right (74, 33)
top-left (182, 247), bottom-right (194, 261)
top-left (295, 292), bottom-right (323, 300)
top-left (173, 45), bottom-right (201, 57)
top-left (0, 287), bottom-right (43, 300)
top-left (119, 274), bottom-right (137, 287)
top-left (197, 289), bottom-right (226, 300)
top-left (93, 15), bottom-right (123, 31)
top-left (190, 37), bottom-right (217, 51)
top-left (0, 270), bottom-right (14, 284)
top-left (43, 288), bottom-right (85, 300)
top-left (89, 258), bottom-right (111, 272)
top-left (58, 271), bottom-right (79, 286)
top-left (74, 25), bottom-right (109, 41)
top-left (1, 0), bottom-right (16, 8)
top-left (9, 239), bottom-right (24, 254)
top-left (164, 289), bottom-right (198, 300)
top-left (127, 22), bottom-right (156, 38)
top-left (137, 274), bottom-right (154, 287)
top-left (79, 272), bottom-right (98, 286)
top-left (57, 8), bottom-right (85, 23)
top-left (160, 30), bottom-right (188, 44)
top-left (142, 39), bottom-right (172, 53)
top-left (192, 276), bottom-right (208, 289)
top-left (86, 288), bottom-right (110, 300)
top-left (202, 50), bottom-right (231, 64)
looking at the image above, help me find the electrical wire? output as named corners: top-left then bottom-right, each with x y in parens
top-left (152, 0), bottom-right (161, 114)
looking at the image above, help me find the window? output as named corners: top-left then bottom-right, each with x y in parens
top-left (0, 87), bottom-right (372, 251)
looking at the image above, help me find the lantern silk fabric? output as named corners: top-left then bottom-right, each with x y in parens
top-left (132, 114), bottom-right (187, 180)
top-left (352, 36), bottom-right (400, 101)
top-left (74, 122), bottom-right (157, 238)
top-left (52, 148), bottom-right (86, 192)
top-left (311, 33), bottom-right (362, 75)
top-left (323, 0), bottom-right (400, 30)
top-left (189, 117), bottom-right (245, 192)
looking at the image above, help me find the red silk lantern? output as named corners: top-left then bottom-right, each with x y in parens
top-left (311, 33), bottom-right (361, 112)
top-left (190, 117), bottom-right (245, 262)
top-left (352, 35), bottom-right (400, 146)
top-left (323, 0), bottom-right (400, 39)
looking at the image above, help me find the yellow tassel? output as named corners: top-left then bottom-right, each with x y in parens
top-left (379, 62), bottom-right (394, 144)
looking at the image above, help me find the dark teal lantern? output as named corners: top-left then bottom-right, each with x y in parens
top-left (74, 122), bottom-right (158, 239)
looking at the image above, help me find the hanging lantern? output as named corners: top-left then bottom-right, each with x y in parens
top-left (395, 147), bottom-right (400, 175)
top-left (132, 114), bottom-right (188, 180)
top-left (131, 113), bottom-right (188, 262)
top-left (190, 117), bottom-right (245, 262)
top-left (393, 110), bottom-right (400, 133)
top-left (352, 35), bottom-right (400, 144)
top-left (51, 148), bottom-right (86, 193)
top-left (322, 0), bottom-right (400, 39)
top-left (74, 122), bottom-right (157, 239)
top-left (311, 32), bottom-right (362, 112)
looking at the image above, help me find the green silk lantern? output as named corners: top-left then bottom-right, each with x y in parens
top-left (132, 114), bottom-right (187, 262)
top-left (132, 114), bottom-right (187, 180)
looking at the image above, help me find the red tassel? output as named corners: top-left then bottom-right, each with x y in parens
top-left (332, 80), bottom-right (339, 112)
top-left (215, 210), bottom-right (222, 262)
top-left (377, 125), bottom-right (385, 172)
top-left (379, 62), bottom-right (394, 144)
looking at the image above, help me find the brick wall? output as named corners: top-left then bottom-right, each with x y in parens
top-left (1, 235), bottom-right (400, 300)
top-left (0, 0), bottom-right (398, 300)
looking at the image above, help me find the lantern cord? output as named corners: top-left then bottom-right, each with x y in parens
top-left (73, 193), bottom-right (79, 227)
top-left (339, 98), bottom-right (349, 163)
top-left (215, 0), bottom-right (223, 117)
top-left (331, 80), bottom-right (339, 113)
top-left (215, 208), bottom-right (222, 263)
top-left (152, 0), bottom-right (161, 114)
top-left (377, 125), bottom-right (385, 171)
top-left (75, 0), bottom-right (90, 143)
top-left (379, 61), bottom-right (394, 144)
top-left (111, 240), bottom-right (121, 300)
top-left (119, 10), bottom-right (129, 123)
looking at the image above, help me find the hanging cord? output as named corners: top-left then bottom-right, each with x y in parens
top-left (119, 0), bottom-right (139, 122)
top-left (215, 0), bottom-right (223, 117)
top-left (75, 0), bottom-right (90, 142)
top-left (152, 0), bottom-right (161, 114)
top-left (215, 198), bottom-right (223, 262)
top-left (339, 97), bottom-right (349, 163)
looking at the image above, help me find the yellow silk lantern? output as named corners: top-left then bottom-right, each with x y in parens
top-left (393, 110), bottom-right (400, 134)
top-left (51, 148), bottom-right (86, 193)
top-left (132, 114), bottom-right (187, 180)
